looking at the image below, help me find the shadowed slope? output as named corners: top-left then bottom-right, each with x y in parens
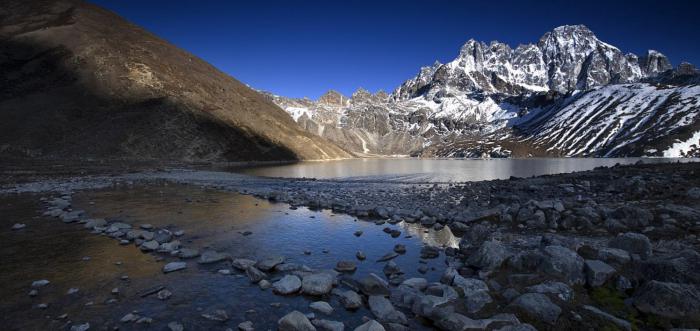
top-left (0, 0), bottom-right (350, 161)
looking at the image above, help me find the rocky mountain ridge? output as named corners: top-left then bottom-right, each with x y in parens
top-left (268, 25), bottom-right (699, 158)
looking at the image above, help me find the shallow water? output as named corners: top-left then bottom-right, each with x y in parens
top-left (1, 183), bottom-right (455, 330)
top-left (235, 157), bottom-right (690, 182)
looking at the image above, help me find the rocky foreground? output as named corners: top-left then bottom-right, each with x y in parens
top-left (3, 161), bottom-right (700, 330)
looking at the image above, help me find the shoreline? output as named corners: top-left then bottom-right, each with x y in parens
top-left (1, 162), bottom-right (700, 330)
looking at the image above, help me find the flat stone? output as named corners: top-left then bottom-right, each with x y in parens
top-left (377, 252), bottom-right (399, 262)
top-left (273, 275), bottom-right (302, 295)
top-left (168, 322), bottom-right (184, 331)
top-left (198, 250), bottom-right (230, 264)
top-left (201, 309), bottom-right (229, 322)
top-left (278, 310), bottom-right (316, 331)
top-left (140, 240), bottom-right (159, 252)
top-left (335, 261), bottom-right (357, 272)
top-left (32, 279), bottom-right (50, 288)
top-left (11, 223), bottom-right (26, 230)
top-left (401, 278), bottom-right (428, 291)
top-left (256, 256), bottom-right (285, 271)
top-left (70, 323), bottom-right (90, 331)
top-left (238, 321), bottom-right (255, 331)
top-left (162, 262), bottom-right (187, 273)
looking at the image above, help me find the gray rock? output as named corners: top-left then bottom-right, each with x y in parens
top-left (356, 251), bottom-right (366, 260)
top-left (168, 322), bottom-right (184, 331)
top-left (198, 250), bottom-right (230, 264)
top-left (609, 232), bottom-right (652, 259)
top-left (633, 280), bottom-right (700, 321)
top-left (467, 240), bottom-right (511, 270)
top-left (540, 245), bottom-right (585, 285)
top-left (597, 247), bottom-right (631, 266)
top-left (377, 252), bottom-right (399, 262)
top-left (31, 279), bottom-right (50, 288)
top-left (310, 301), bottom-right (334, 315)
top-left (582, 305), bottom-right (631, 331)
top-left (70, 323), bottom-right (90, 331)
top-left (257, 256), bottom-right (285, 271)
top-left (201, 309), bottom-right (229, 322)
top-left (383, 261), bottom-right (402, 277)
top-left (401, 278), bottom-right (428, 291)
top-left (584, 259), bottom-right (616, 287)
top-left (177, 248), bottom-right (200, 259)
top-left (157, 289), bottom-right (172, 300)
top-left (360, 273), bottom-right (390, 296)
top-left (494, 324), bottom-right (537, 331)
top-left (339, 290), bottom-right (363, 310)
top-left (238, 321), bottom-right (254, 331)
top-left (452, 275), bottom-right (492, 313)
top-left (525, 281), bottom-right (574, 301)
top-left (312, 319), bottom-right (344, 331)
top-left (140, 240), bottom-right (160, 252)
top-left (335, 261), bottom-right (357, 272)
top-left (153, 229), bottom-right (173, 243)
top-left (246, 266), bottom-right (267, 283)
top-left (636, 249), bottom-right (700, 284)
top-left (353, 320), bottom-right (385, 331)
top-left (302, 273), bottom-right (334, 295)
top-left (11, 223), bottom-right (26, 230)
top-left (508, 293), bottom-right (561, 325)
top-left (420, 246), bottom-right (440, 259)
top-left (232, 258), bottom-right (257, 270)
top-left (259, 279), bottom-right (272, 290)
top-left (162, 262), bottom-right (187, 273)
top-left (369, 295), bottom-right (408, 325)
top-left (273, 275), bottom-right (302, 295)
top-left (278, 310), bottom-right (316, 331)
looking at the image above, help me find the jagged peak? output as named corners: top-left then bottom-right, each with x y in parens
top-left (318, 89), bottom-right (348, 105)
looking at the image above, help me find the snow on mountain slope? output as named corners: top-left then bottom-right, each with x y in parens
top-left (517, 84), bottom-right (700, 156)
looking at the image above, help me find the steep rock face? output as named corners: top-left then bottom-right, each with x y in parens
top-left (0, 0), bottom-right (349, 161)
top-left (271, 25), bottom-right (698, 158)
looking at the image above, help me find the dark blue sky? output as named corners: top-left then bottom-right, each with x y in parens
top-left (91, 0), bottom-right (699, 99)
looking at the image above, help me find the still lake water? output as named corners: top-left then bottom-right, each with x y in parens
top-left (236, 157), bottom-right (690, 182)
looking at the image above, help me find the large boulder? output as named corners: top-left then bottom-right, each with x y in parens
top-left (609, 232), bottom-right (652, 259)
top-left (584, 260), bottom-right (616, 287)
top-left (452, 276), bottom-right (492, 313)
top-left (632, 281), bottom-right (700, 321)
top-left (508, 293), bottom-right (561, 325)
top-left (353, 320), bottom-right (385, 331)
top-left (635, 249), bottom-right (700, 284)
top-left (360, 273), bottom-right (390, 296)
top-left (467, 240), bottom-right (511, 271)
top-left (540, 245), bottom-right (585, 285)
top-left (525, 281), bottom-right (574, 301)
top-left (368, 295), bottom-right (408, 325)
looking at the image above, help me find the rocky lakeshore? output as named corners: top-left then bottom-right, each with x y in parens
top-left (1, 161), bottom-right (700, 330)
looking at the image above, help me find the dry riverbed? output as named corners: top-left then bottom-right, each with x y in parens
top-left (1, 161), bottom-right (700, 331)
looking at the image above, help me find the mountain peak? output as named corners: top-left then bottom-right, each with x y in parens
top-left (318, 90), bottom-right (349, 106)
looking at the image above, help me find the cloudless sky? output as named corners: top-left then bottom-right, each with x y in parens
top-left (91, 0), bottom-right (700, 99)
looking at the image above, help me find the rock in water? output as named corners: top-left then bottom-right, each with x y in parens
top-left (302, 273), bottom-right (334, 295)
top-left (339, 290), bottom-right (363, 310)
top-left (309, 301), bottom-right (334, 315)
top-left (246, 266), bottom-right (267, 283)
top-left (335, 261), bottom-right (357, 272)
top-left (256, 256), bottom-right (285, 271)
top-left (198, 251), bottom-right (230, 264)
top-left (360, 273), bottom-right (390, 296)
top-left (278, 311), bottom-right (316, 331)
top-left (312, 319), bottom-right (344, 331)
top-left (273, 275), bottom-right (302, 295)
top-left (162, 262), bottom-right (187, 273)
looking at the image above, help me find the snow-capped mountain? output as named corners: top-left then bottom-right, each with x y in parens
top-left (265, 25), bottom-right (699, 158)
